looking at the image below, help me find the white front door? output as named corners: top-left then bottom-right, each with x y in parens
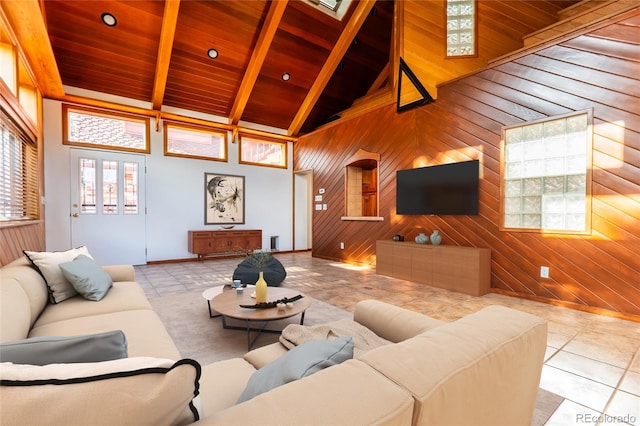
top-left (70, 148), bottom-right (146, 265)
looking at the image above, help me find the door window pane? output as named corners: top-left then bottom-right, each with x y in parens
top-left (80, 158), bottom-right (96, 214)
top-left (124, 162), bottom-right (138, 214)
top-left (102, 160), bottom-right (118, 214)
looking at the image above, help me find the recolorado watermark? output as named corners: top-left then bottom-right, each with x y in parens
top-left (576, 413), bottom-right (637, 424)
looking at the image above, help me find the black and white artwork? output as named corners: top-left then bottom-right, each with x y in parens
top-left (204, 173), bottom-right (244, 225)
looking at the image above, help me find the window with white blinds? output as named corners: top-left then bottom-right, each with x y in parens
top-left (0, 108), bottom-right (39, 221)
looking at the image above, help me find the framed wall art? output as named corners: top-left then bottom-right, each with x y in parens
top-left (205, 173), bottom-right (245, 225)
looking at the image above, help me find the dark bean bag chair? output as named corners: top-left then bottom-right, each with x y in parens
top-left (232, 256), bottom-right (286, 287)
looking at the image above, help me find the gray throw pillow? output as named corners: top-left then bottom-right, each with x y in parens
top-left (0, 330), bottom-right (127, 365)
top-left (237, 336), bottom-right (354, 403)
top-left (59, 254), bottom-right (113, 301)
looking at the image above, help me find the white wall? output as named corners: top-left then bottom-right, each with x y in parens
top-left (42, 98), bottom-right (294, 262)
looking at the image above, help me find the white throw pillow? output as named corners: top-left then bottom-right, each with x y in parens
top-left (23, 246), bottom-right (93, 303)
top-left (0, 357), bottom-right (202, 425)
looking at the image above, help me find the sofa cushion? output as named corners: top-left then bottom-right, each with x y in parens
top-left (33, 282), bottom-right (153, 327)
top-left (237, 336), bottom-right (354, 403)
top-left (358, 305), bottom-right (548, 426)
top-left (208, 360), bottom-right (414, 426)
top-left (0, 357), bottom-right (201, 426)
top-left (23, 246), bottom-right (93, 303)
top-left (0, 258), bottom-right (50, 335)
top-left (29, 310), bottom-right (182, 360)
top-left (353, 299), bottom-right (444, 343)
top-left (243, 342), bottom-right (289, 369)
top-left (59, 255), bottom-right (113, 301)
top-left (0, 330), bottom-right (127, 365)
top-left (199, 358), bottom-right (257, 417)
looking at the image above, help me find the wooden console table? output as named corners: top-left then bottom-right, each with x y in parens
top-left (376, 240), bottom-right (491, 296)
top-left (188, 230), bottom-right (262, 260)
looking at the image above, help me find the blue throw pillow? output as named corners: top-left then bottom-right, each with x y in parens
top-left (237, 336), bottom-right (354, 403)
top-left (0, 330), bottom-right (127, 365)
top-left (59, 254), bottom-right (113, 301)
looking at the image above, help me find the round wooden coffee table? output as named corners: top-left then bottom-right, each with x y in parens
top-left (210, 287), bottom-right (311, 350)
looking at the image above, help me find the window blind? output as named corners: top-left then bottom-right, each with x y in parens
top-left (0, 107), bottom-right (39, 221)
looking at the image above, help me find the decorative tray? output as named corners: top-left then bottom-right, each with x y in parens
top-left (240, 294), bottom-right (304, 309)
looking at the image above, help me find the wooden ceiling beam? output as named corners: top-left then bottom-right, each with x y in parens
top-left (366, 62), bottom-right (390, 95)
top-left (151, 0), bottom-right (180, 110)
top-left (287, 0), bottom-right (376, 136)
top-left (1, 0), bottom-right (64, 98)
top-left (229, 0), bottom-right (288, 125)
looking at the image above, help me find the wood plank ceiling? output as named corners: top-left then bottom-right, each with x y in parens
top-left (42, 0), bottom-right (394, 136)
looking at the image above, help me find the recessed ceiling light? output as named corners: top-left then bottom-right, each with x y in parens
top-left (281, 72), bottom-right (291, 81)
top-left (101, 13), bottom-right (117, 27)
top-left (207, 48), bottom-right (219, 59)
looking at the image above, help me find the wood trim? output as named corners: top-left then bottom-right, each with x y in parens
top-left (54, 94), bottom-right (298, 142)
top-left (487, 5), bottom-right (640, 67)
top-left (287, 0), bottom-right (376, 136)
top-left (0, 0), bottom-right (64, 98)
top-left (163, 120), bottom-right (229, 162)
top-left (151, 0), bottom-right (181, 109)
top-left (229, 0), bottom-right (288, 125)
top-left (62, 104), bottom-right (151, 154)
top-left (492, 288), bottom-right (640, 323)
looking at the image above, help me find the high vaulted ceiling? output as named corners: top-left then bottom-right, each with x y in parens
top-left (42, 0), bottom-right (394, 136)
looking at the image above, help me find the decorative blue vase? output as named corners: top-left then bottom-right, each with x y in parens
top-left (415, 233), bottom-right (429, 244)
top-left (430, 230), bottom-right (442, 245)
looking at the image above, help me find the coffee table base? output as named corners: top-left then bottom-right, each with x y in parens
top-left (221, 311), bottom-right (306, 350)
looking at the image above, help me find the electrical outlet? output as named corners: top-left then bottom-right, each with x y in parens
top-left (540, 266), bottom-right (549, 278)
top-left (340, 242), bottom-right (344, 250)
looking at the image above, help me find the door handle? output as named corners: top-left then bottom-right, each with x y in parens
top-left (72, 213), bottom-right (79, 218)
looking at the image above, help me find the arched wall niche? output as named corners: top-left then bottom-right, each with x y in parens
top-left (342, 149), bottom-right (384, 221)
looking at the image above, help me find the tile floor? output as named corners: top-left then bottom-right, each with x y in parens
top-left (136, 252), bottom-right (640, 426)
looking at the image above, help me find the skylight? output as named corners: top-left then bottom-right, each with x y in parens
top-left (306, 0), bottom-right (350, 20)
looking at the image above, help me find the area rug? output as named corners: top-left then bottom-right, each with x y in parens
top-left (150, 290), bottom-right (563, 424)
top-left (149, 290), bottom-right (351, 365)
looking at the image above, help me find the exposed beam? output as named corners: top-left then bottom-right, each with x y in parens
top-left (151, 0), bottom-right (181, 110)
top-left (1, 0), bottom-right (64, 98)
top-left (366, 62), bottom-right (390, 95)
top-left (229, 0), bottom-right (288, 125)
top-left (287, 0), bottom-right (376, 136)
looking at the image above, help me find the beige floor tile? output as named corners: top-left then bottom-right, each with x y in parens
top-left (539, 365), bottom-right (615, 412)
top-left (563, 329), bottom-right (639, 369)
top-left (620, 370), bottom-right (640, 397)
top-left (544, 399), bottom-right (601, 426)
top-left (604, 390), bottom-right (640, 426)
top-left (546, 350), bottom-right (626, 387)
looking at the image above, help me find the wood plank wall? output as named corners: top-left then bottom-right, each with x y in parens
top-left (0, 222), bottom-right (45, 266)
top-left (294, 11), bottom-right (640, 318)
top-left (402, 0), bottom-right (578, 99)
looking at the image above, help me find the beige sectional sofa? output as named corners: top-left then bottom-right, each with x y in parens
top-left (1, 255), bottom-right (548, 425)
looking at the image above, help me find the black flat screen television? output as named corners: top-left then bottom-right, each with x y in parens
top-left (396, 160), bottom-right (479, 215)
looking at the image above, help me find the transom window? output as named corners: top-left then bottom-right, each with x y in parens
top-left (239, 134), bottom-right (287, 169)
top-left (63, 104), bottom-right (150, 153)
top-left (164, 122), bottom-right (227, 162)
top-left (501, 111), bottom-right (592, 233)
top-left (446, 0), bottom-right (476, 57)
